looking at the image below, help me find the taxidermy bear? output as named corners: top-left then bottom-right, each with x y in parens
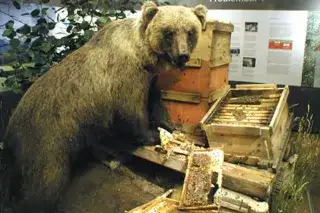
top-left (2, 1), bottom-right (208, 213)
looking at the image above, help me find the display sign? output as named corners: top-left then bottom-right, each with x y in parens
top-left (205, 10), bottom-right (308, 86)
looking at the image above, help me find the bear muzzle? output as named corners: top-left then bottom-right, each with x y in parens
top-left (174, 53), bottom-right (190, 68)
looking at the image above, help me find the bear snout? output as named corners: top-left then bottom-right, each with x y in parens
top-left (175, 53), bottom-right (190, 68)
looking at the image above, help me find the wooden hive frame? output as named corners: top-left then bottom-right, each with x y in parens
top-left (200, 84), bottom-right (292, 172)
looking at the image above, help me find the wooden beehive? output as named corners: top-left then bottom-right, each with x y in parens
top-left (156, 20), bottom-right (234, 136)
top-left (200, 84), bottom-right (292, 172)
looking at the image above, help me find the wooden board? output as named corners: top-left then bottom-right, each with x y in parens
top-left (217, 188), bottom-right (269, 213)
top-left (161, 90), bottom-right (201, 104)
top-left (97, 143), bottom-right (275, 200)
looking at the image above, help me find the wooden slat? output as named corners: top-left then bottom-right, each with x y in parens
top-left (185, 57), bottom-right (202, 68)
top-left (214, 115), bottom-right (272, 120)
top-left (235, 84), bottom-right (278, 89)
top-left (272, 112), bottom-right (293, 172)
top-left (203, 123), bottom-right (264, 136)
top-left (98, 144), bottom-right (275, 200)
top-left (217, 188), bottom-right (269, 213)
top-left (212, 118), bottom-right (269, 125)
top-left (269, 85), bottom-right (289, 133)
top-left (208, 121), bottom-right (269, 127)
top-left (221, 104), bottom-right (276, 109)
top-left (161, 90), bottom-right (201, 104)
top-left (219, 110), bottom-right (272, 114)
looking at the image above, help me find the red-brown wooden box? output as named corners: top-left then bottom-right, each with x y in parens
top-left (156, 20), bottom-right (234, 135)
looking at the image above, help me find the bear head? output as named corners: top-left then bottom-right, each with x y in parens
top-left (140, 1), bottom-right (208, 68)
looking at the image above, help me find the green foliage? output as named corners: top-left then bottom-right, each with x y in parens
top-left (1, 0), bottom-right (141, 93)
top-left (272, 105), bottom-right (320, 213)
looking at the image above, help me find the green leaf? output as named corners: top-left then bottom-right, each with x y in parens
top-left (77, 10), bottom-right (86, 17)
top-left (3, 52), bottom-right (13, 58)
top-left (31, 38), bottom-right (42, 47)
top-left (80, 21), bottom-right (90, 30)
top-left (25, 38), bottom-right (32, 44)
top-left (31, 9), bottom-right (40, 17)
top-left (17, 24), bottom-right (31, 35)
top-left (66, 25), bottom-right (73, 33)
top-left (38, 25), bottom-right (49, 34)
top-left (3, 29), bottom-right (13, 38)
top-left (28, 50), bottom-right (35, 59)
top-left (42, 8), bottom-right (49, 15)
top-left (10, 61), bottom-right (21, 69)
top-left (10, 38), bottom-right (20, 49)
top-left (48, 22), bottom-right (56, 30)
top-left (96, 16), bottom-right (110, 25)
top-left (13, 1), bottom-right (21, 9)
top-left (40, 42), bottom-right (52, 53)
top-left (37, 18), bottom-right (47, 25)
top-left (83, 30), bottom-right (94, 42)
top-left (5, 20), bottom-right (14, 29)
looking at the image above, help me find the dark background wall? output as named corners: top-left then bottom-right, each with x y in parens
top-left (170, 0), bottom-right (320, 10)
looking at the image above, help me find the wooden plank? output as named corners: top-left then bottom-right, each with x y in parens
top-left (210, 30), bottom-right (232, 68)
top-left (217, 188), bottom-right (269, 213)
top-left (235, 84), bottom-right (278, 89)
top-left (223, 103), bottom-right (277, 107)
top-left (161, 90), bottom-right (201, 104)
top-left (185, 57), bottom-right (202, 68)
top-left (221, 104), bottom-right (276, 109)
top-left (269, 85), bottom-right (290, 133)
top-left (211, 20), bottom-right (234, 33)
top-left (215, 115), bottom-right (272, 119)
top-left (212, 118), bottom-right (270, 124)
top-left (224, 154), bottom-right (261, 166)
top-left (219, 110), bottom-right (272, 114)
top-left (231, 88), bottom-right (281, 91)
top-left (125, 190), bottom-right (176, 213)
top-left (204, 124), bottom-right (265, 136)
top-left (97, 143), bottom-right (275, 200)
top-left (272, 112), bottom-right (293, 172)
top-left (227, 97), bottom-right (279, 104)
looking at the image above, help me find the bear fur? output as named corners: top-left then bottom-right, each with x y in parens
top-left (2, 2), bottom-right (207, 213)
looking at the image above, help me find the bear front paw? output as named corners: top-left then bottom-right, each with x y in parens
top-left (133, 130), bottom-right (160, 146)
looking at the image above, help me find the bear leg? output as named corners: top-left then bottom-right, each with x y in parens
top-left (13, 137), bottom-right (72, 213)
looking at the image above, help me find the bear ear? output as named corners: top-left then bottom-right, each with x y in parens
top-left (193, 4), bottom-right (208, 30)
top-left (141, 1), bottom-right (159, 29)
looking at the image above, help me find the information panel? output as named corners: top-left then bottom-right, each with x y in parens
top-left (207, 10), bottom-right (308, 86)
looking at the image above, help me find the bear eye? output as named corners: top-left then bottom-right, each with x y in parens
top-left (163, 29), bottom-right (173, 39)
top-left (188, 28), bottom-right (196, 38)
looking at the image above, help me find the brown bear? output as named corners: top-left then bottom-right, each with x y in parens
top-left (2, 1), bottom-right (208, 213)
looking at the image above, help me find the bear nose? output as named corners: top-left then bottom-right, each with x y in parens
top-left (178, 54), bottom-right (190, 64)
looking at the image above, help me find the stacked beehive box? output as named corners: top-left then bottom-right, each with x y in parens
top-left (156, 20), bottom-right (234, 136)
